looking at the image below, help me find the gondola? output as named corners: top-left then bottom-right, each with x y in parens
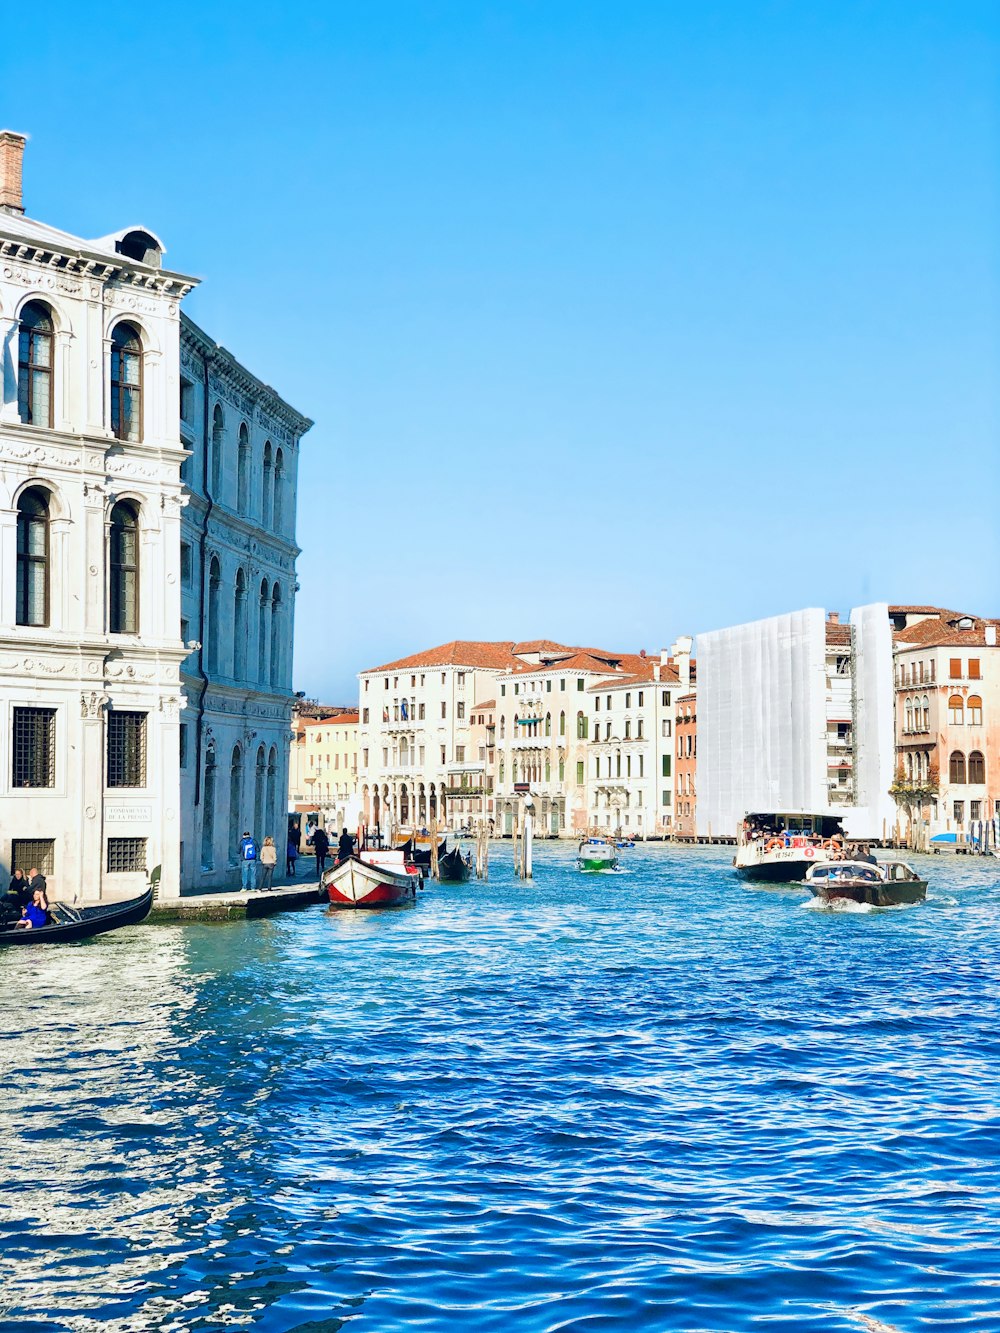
top-left (0, 886), bottom-right (154, 946)
top-left (396, 837), bottom-right (447, 869)
top-left (437, 846), bottom-right (471, 883)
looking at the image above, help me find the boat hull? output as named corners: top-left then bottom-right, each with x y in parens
top-left (437, 849), bottom-right (470, 882)
top-left (735, 860), bottom-right (817, 884)
top-left (810, 880), bottom-right (927, 907)
top-left (578, 850), bottom-right (619, 871)
top-left (324, 857), bottom-right (417, 908)
top-left (0, 887), bottom-right (153, 946)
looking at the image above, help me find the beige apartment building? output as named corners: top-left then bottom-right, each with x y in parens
top-left (289, 707), bottom-right (359, 835)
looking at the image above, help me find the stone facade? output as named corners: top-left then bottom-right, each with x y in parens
top-left (0, 137), bottom-right (195, 899)
top-left (177, 319), bottom-right (311, 892)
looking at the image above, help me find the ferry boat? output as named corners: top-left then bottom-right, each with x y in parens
top-left (806, 858), bottom-right (927, 907)
top-left (734, 812), bottom-right (846, 883)
top-left (324, 848), bottom-right (419, 908)
top-left (577, 838), bottom-right (618, 872)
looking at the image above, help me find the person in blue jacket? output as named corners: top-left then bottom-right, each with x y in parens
top-left (239, 831), bottom-right (258, 891)
top-left (15, 890), bottom-right (48, 930)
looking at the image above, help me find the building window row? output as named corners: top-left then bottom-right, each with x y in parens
top-left (949, 750), bottom-right (986, 785)
top-left (948, 694), bottom-right (982, 726)
top-left (10, 706), bottom-right (147, 790)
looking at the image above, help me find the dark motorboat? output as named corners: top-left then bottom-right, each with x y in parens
top-left (0, 887), bottom-right (154, 946)
top-left (437, 846), bottom-right (471, 883)
top-left (805, 859), bottom-right (927, 907)
top-left (397, 837), bottom-right (447, 869)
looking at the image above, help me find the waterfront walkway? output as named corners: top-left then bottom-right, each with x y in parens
top-left (151, 867), bottom-right (325, 921)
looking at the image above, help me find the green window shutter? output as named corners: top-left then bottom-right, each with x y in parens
top-left (662, 755), bottom-right (671, 777)
top-left (576, 761), bottom-right (584, 786)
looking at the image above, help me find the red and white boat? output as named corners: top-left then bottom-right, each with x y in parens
top-left (323, 848), bottom-right (419, 908)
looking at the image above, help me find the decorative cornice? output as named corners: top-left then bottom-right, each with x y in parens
top-left (0, 237), bottom-right (197, 299)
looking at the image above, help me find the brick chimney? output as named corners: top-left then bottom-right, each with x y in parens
top-left (827, 611), bottom-right (840, 625)
top-left (0, 131), bottom-right (27, 214)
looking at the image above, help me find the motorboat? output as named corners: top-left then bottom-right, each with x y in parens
top-left (805, 858), bottom-right (927, 907)
top-left (0, 887), bottom-right (153, 946)
top-left (577, 838), bottom-right (618, 871)
top-left (734, 812), bottom-right (846, 883)
top-left (324, 848), bottom-right (419, 908)
top-left (615, 839), bottom-right (635, 849)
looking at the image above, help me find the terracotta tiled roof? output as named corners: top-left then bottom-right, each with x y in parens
top-left (363, 641), bottom-right (524, 673)
top-left (825, 624), bottom-right (852, 646)
top-left (889, 605), bottom-right (973, 617)
top-left (587, 656), bottom-right (683, 691)
top-left (302, 708), bottom-right (357, 727)
top-left (512, 640), bottom-right (577, 654)
top-left (473, 698), bottom-right (496, 709)
top-left (895, 617), bottom-right (999, 649)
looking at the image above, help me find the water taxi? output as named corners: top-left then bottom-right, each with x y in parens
top-left (805, 858), bottom-right (927, 907)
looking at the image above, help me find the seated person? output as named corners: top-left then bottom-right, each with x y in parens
top-left (337, 828), bottom-right (355, 863)
top-left (15, 890), bottom-right (49, 929)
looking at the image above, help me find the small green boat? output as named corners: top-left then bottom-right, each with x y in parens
top-left (577, 838), bottom-right (618, 871)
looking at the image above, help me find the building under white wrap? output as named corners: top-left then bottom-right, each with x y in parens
top-left (697, 604), bottom-right (896, 841)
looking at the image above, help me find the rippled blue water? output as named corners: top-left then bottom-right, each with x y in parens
top-left (2, 843), bottom-right (1000, 1332)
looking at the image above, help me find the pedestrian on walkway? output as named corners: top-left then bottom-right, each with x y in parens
top-left (239, 831), bottom-right (258, 891)
top-left (259, 835), bottom-right (277, 890)
top-left (313, 826), bottom-right (330, 878)
top-left (286, 830), bottom-right (299, 877)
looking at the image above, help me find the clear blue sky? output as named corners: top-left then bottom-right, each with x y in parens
top-left (5, 2), bottom-right (998, 703)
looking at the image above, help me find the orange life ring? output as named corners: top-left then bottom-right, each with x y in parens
top-left (766, 838), bottom-right (783, 852)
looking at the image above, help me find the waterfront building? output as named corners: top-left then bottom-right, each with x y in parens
top-left (177, 321), bottom-right (312, 892)
top-left (696, 604), bottom-right (897, 841)
top-left (357, 641), bottom-right (527, 831)
top-left (288, 706), bottom-right (360, 837)
top-left (458, 697), bottom-right (496, 826)
top-left (586, 647), bottom-right (688, 838)
top-left (890, 606), bottom-right (999, 845)
top-left (0, 131), bottom-right (196, 899)
top-left (673, 694), bottom-right (698, 840)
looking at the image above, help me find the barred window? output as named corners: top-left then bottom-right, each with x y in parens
top-left (107, 837), bottom-right (146, 873)
top-left (12, 707), bottom-right (56, 788)
top-left (12, 838), bottom-right (54, 876)
top-left (107, 711), bottom-right (147, 787)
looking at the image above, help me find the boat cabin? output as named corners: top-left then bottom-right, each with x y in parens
top-left (739, 812), bottom-right (845, 848)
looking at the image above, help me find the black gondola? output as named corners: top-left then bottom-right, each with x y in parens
top-left (397, 837), bottom-right (447, 869)
top-left (0, 887), bottom-right (153, 946)
top-left (437, 847), bottom-right (471, 883)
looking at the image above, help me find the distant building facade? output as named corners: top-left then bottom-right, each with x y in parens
top-left (289, 706), bottom-right (360, 836)
top-left (178, 321), bottom-right (311, 890)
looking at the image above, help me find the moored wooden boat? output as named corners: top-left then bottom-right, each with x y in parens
top-left (0, 887), bottom-right (153, 946)
top-left (805, 858), bottom-right (927, 907)
top-left (324, 850), bottom-right (419, 908)
top-left (396, 837), bottom-right (447, 869)
top-left (437, 847), bottom-right (471, 882)
top-left (577, 839), bottom-right (618, 871)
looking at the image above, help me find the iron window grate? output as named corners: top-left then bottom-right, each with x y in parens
top-left (11, 838), bottom-right (55, 876)
top-left (107, 711), bottom-right (147, 788)
top-left (12, 707), bottom-right (56, 788)
top-left (107, 837), bottom-right (147, 873)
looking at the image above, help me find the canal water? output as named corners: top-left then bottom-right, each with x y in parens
top-left (2, 843), bottom-right (999, 1332)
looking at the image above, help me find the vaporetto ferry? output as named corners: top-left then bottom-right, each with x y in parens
top-left (734, 812), bottom-right (847, 883)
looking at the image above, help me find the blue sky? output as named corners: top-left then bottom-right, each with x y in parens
top-left (4, 2), bottom-right (998, 702)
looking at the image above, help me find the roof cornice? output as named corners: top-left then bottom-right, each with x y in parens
top-left (0, 228), bottom-right (199, 298)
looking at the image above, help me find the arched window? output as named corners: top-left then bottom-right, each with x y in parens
top-left (201, 746), bottom-right (216, 870)
top-left (948, 695), bottom-right (964, 725)
top-left (273, 447), bottom-right (285, 533)
top-left (110, 323), bottom-right (142, 441)
top-left (559, 711), bottom-right (566, 737)
top-left (968, 695), bottom-right (983, 727)
top-left (969, 750), bottom-right (986, 784)
top-left (16, 487), bottom-right (50, 627)
top-left (905, 752), bottom-right (913, 780)
top-left (270, 584), bottom-right (281, 686)
top-left (624, 720), bottom-right (631, 739)
top-left (258, 580), bottom-right (269, 682)
top-left (17, 301), bottom-right (54, 427)
top-left (266, 746), bottom-right (277, 835)
top-left (109, 500), bottom-right (139, 633)
top-left (229, 744), bottom-right (243, 856)
top-left (545, 712), bottom-right (551, 737)
top-left (905, 699), bottom-right (913, 732)
top-left (207, 557), bottom-right (221, 673)
top-left (254, 744), bottom-right (266, 838)
top-left (262, 442), bottom-right (273, 525)
top-left (237, 422), bottom-right (250, 515)
top-left (922, 696), bottom-right (930, 731)
top-left (949, 751), bottom-right (966, 784)
top-left (211, 405), bottom-right (224, 496)
top-left (233, 568), bottom-right (247, 678)
top-left (498, 758), bottom-right (504, 784)
top-left (499, 715), bottom-right (505, 739)
top-left (576, 712), bottom-right (588, 740)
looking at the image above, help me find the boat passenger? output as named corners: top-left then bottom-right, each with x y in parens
top-left (15, 890), bottom-right (49, 930)
top-left (27, 869), bottom-right (48, 911)
top-left (337, 828), bottom-right (355, 863)
top-left (857, 844), bottom-right (878, 865)
top-left (7, 869), bottom-right (29, 906)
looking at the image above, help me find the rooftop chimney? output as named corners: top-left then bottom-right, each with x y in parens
top-left (827, 611), bottom-right (840, 624)
top-left (0, 131), bottom-right (27, 214)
